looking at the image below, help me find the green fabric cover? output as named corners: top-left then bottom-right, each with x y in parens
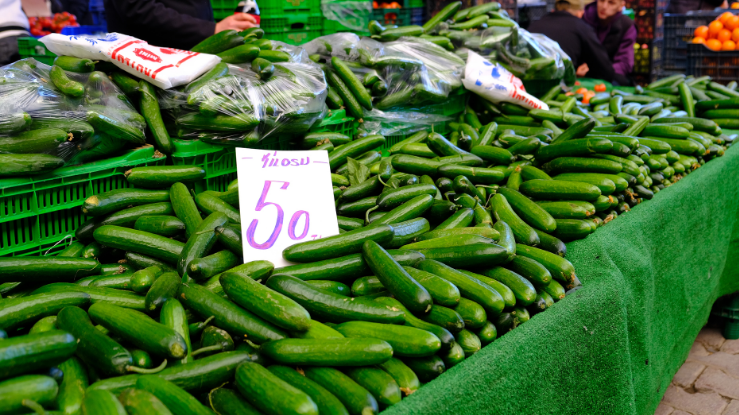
top-left (383, 144), bottom-right (739, 415)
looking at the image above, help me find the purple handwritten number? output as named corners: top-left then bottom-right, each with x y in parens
top-left (246, 180), bottom-right (289, 250)
top-left (288, 211), bottom-right (310, 240)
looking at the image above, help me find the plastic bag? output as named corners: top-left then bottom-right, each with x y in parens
top-left (159, 42), bottom-right (328, 146)
top-left (321, 0), bottom-right (373, 33)
top-left (462, 51), bottom-right (548, 111)
top-left (0, 58), bottom-right (145, 176)
top-left (40, 32), bottom-right (221, 89)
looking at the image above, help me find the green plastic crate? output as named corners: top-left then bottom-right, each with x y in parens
top-left (0, 146), bottom-right (166, 257)
top-left (309, 109), bottom-right (357, 137)
top-left (261, 12), bottom-right (323, 44)
top-left (170, 136), bottom-right (294, 193)
top-left (17, 37), bottom-right (56, 65)
top-left (211, 0), bottom-right (320, 20)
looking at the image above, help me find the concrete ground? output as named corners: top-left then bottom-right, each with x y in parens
top-left (656, 327), bottom-right (739, 415)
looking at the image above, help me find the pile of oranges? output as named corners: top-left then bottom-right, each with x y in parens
top-left (692, 11), bottom-right (739, 51)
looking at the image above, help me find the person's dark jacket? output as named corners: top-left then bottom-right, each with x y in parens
top-left (528, 11), bottom-right (616, 82)
top-left (582, 2), bottom-right (636, 77)
top-left (105, 0), bottom-right (216, 50)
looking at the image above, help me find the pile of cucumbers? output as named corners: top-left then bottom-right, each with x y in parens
top-left (166, 27), bottom-right (328, 146)
top-left (0, 57), bottom-right (153, 177)
top-left (0, 151), bottom-right (579, 414)
top-left (366, 1), bottom-right (573, 83)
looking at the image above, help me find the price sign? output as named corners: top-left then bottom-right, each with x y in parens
top-left (235, 148), bottom-right (339, 268)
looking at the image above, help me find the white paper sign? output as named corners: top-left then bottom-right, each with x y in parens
top-left (235, 148), bottom-right (340, 268)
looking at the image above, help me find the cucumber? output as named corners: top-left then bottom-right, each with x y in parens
top-left (491, 193), bottom-right (540, 246)
top-left (179, 282), bottom-right (287, 344)
top-left (402, 355), bottom-right (445, 382)
top-left (404, 266), bottom-right (461, 307)
top-left (345, 367), bottom-right (401, 409)
top-left (269, 366), bottom-right (349, 415)
top-left (235, 362), bottom-right (318, 415)
top-left (453, 298), bottom-right (487, 329)
top-left (267, 274), bottom-right (404, 324)
top-left (476, 321), bottom-right (497, 346)
top-left (261, 337), bottom-right (393, 366)
top-left (0, 330), bottom-right (77, 379)
top-left (29, 316), bottom-right (57, 334)
top-left (58, 241), bottom-right (86, 257)
top-left (291, 320), bottom-right (344, 340)
top-left (221, 272), bottom-right (311, 331)
top-left (400, 234), bottom-right (493, 250)
top-left (195, 193), bottom-right (240, 223)
top-left (378, 357), bottom-right (419, 397)
top-left (506, 256), bottom-right (552, 287)
top-left (88, 302), bottom-right (187, 359)
top-left (536, 201), bottom-right (596, 219)
top-left (32, 283), bottom-right (145, 310)
top-left (57, 305), bottom-right (133, 376)
top-left (170, 183), bottom-right (202, 238)
top-left (418, 259), bottom-right (505, 316)
top-left (208, 388), bottom-right (261, 415)
top-left (386, 218), bottom-right (431, 248)
top-left (0, 375), bottom-right (58, 414)
top-left (81, 389), bottom-right (127, 415)
top-left (94, 226), bottom-right (184, 265)
top-left (88, 351), bottom-right (252, 394)
top-left (143, 271), bottom-right (180, 312)
top-left (83, 189), bottom-right (169, 217)
top-left (477, 266), bottom-right (536, 306)
top-left (0, 112), bottom-right (32, 135)
top-left (90, 274), bottom-right (134, 289)
top-left (283, 225), bottom-right (394, 263)
top-left (304, 367), bottom-right (378, 415)
top-left (307, 280), bottom-right (350, 296)
top-left (119, 387), bottom-right (174, 415)
top-left (457, 270), bottom-right (516, 309)
top-left (413, 243), bottom-right (509, 268)
top-left (553, 219), bottom-right (593, 241)
top-left (0, 128), bottom-right (67, 154)
top-left (441, 342), bottom-right (465, 368)
top-left (134, 215), bottom-right (185, 237)
top-left (543, 157), bottom-right (623, 175)
top-left (456, 329), bottom-right (481, 355)
top-left (363, 240), bottom-right (432, 314)
top-left (519, 179), bottom-right (601, 201)
top-left (493, 221), bottom-right (516, 259)
top-left (217, 43), bottom-right (260, 63)
top-left (0, 154), bottom-right (64, 177)
top-left (497, 187), bottom-right (557, 232)
top-left (0, 257), bottom-right (100, 284)
top-left (126, 166), bottom-right (205, 189)
top-left (0, 291), bottom-right (90, 330)
top-left (515, 244), bottom-right (576, 284)
top-left (178, 212), bottom-right (229, 280)
top-left (554, 172), bottom-right (627, 192)
top-left (372, 297), bottom-right (455, 353)
top-left (335, 321), bottom-right (441, 357)
top-left (136, 375), bottom-right (213, 415)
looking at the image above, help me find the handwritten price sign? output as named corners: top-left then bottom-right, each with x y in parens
top-left (235, 148), bottom-right (339, 268)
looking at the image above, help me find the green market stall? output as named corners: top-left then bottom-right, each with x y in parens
top-left (382, 144), bottom-right (739, 415)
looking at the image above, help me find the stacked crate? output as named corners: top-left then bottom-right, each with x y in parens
top-left (625, 0), bottom-right (666, 84)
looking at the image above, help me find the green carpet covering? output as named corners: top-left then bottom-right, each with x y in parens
top-left (383, 144), bottom-right (739, 415)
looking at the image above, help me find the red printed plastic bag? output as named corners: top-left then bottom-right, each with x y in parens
top-left (40, 33), bottom-right (221, 89)
top-left (462, 51), bottom-right (549, 111)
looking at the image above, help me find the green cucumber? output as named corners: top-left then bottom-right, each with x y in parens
top-left (307, 280), bottom-right (350, 296)
top-left (195, 193), bottom-right (240, 223)
top-left (29, 316), bottom-right (57, 334)
top-left (416, 227), bottom-right (499, 242)
top-left (453, 298), bottom-right (486, 329)
top-left (235, 362), bottom-right (318, 415)
top-left (221, 272), bottom-right (310, 331)
top-left (515, 244), bottom-right (576, 284)
top-left (436, 164), bottom-right (506, 184)
top-left (144, 272), bottom-right (181, 312)
top-left (552, 219), bottom-right (593, 241)
top-left (217, 44), bottom-right (260, 63)
top-left (345, 367), bottom-right (401, 409)
top-left (57, 306), bottom-right (133, 376)
top-left (519, 179), bottom-right (601, 201)
top-left (336, 321), bottom-right (440, 357)
top-left (50, 64), bottom-right (84, 97)
top-left (457, 270), bottom-right (516, 309)
top-left (89, 302), bottom-right (187, 359)
top-left (283, 224), bottom-right (394, 262)
top-left (266, 274), bottom-right (404, 324)
top-left (179, 282), bottom-right (287, 344)
top-left (125, 166), bottom-right (204, 189)
top-left (0, 256), bottom-right (100, 284)
top-left (56, 357), bottom-right (88, 414)
top-left (134, 215), bottom-right (185, 237)
top-left (268, 366), bottom-right (349, 415)
top-left (456, 329), bottom-right (481, 355)
top-left (506, 256), bottom-right (552, 287)
top-left (476, 321), bottom-right (497, 346)
top-left (491, 193), bottom-right (540, 246)
top-left (81, 389), bottom-right (127, 415)
top-left (536, 200), bottom-right (596, 219)
top-left (0, 292), bottom-right (90, 330)
top-left (160, 299), bottom-right (192, 365)
top-left (378, 357), bottom-right (419, 397)
top-left (261, 337), bottom-right (393, 365)
top-left (32, 283), bottom-right (145, 310)
top-left (441, 342), bottom-right (465, 368)
top-left (0, 375), bottom-right (58, 414)
top-left (497, 187), bottom-right (556, 232)
top-left (208, 388), bottom-right (261, 415)
top-left (304, 367), bottom-right (378, 415)
top-left (413, 243), bottom-right (509, 269)
top-left (477, 267), bottom-right (536, 306)
top-left (403, 266), bottom-right (460, 307)
top-left (135, 375), bottom-right (213, 415)
top-left (0, 128), bottom-right (67, 154)
top-left (0, 331), bottom-right (74, 381)
top-left (170, 182), bottom-right (202, 238)
top-left (190, 249), bottom-right (239, 280)
top-left (543, 157), bottom-right (623, 175)
top-left (58, 241), bottom-right (86, 257)
top-left (417, 259), bottom-right (504, 316)
top-left (0, 154), bottom-right (64, 177)
top-left (94, 226), bottom-right (184, 264)
top-left (119, 387), bottom-right (173, 415)
top-left (401, 356), bottom-right (445, 382)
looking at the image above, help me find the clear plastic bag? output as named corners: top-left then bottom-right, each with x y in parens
top-left (159, 43), bottom-right (328, 146)
top-left (0, 58), bottom-right (145, 175)
top-left (321, 0), bottom-right (373, 33)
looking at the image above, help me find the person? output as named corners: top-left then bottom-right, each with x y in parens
top-left (528, 0), bottom-right (617, 82)
top-left (0, 0), bottom-right (29, 65)
top-left (582, 0), bottom-right (636, 85)
top-left (105, 0), bottom-right (259, 50)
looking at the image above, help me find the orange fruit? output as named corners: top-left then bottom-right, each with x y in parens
top-left (723, 40), bottom-right (737, 50)
top-left (719, 11), bottom-right (734, 24)
top-left (706, 38), bottom-right (723, 51)
top-left (733, 2), bottom-right (739, 8)
top-left (693, 36), bottom-right (706, 44)
top-left (725, 15), bottom-right (739, 31)
top-left (695, 25), bottom-right (709, 38)
top-left (718, 28), bottom-right (733, 42)
top-left (709, 20), bottom-right (724, 38)
top-left (733, 27), bottom-right (739, 42)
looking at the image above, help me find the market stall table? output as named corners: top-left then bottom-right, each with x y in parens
top-left (383, 144), bottom-right (739, 415)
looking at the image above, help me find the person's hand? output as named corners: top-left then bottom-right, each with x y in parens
top-left (215, 13), bottom-right (258, 33)
top-left (721, 0), bottom-right (729, 8)
top-left (576, 63), bottom-right (589, 77)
